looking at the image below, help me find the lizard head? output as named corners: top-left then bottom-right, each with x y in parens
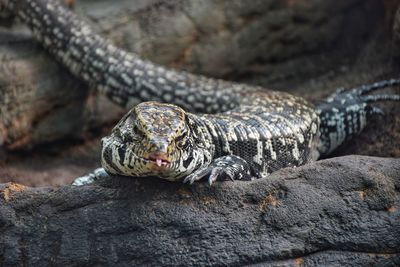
top-left (100, 101), bottom-right (209, 181)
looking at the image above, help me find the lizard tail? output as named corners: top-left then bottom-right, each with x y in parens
top-left (317, 78), bottom-right (400, 157)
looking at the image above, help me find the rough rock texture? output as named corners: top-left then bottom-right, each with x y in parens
top-left (0, 156), bottom-right (399, 266)
top-left (0, 0), bottom-right (386, 149)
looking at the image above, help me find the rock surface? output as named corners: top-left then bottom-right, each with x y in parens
top-left (0, 156), bottom-right (399, 266)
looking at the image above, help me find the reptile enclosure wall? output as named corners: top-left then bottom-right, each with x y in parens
top-left (0, 0), bottom-right (399, 266)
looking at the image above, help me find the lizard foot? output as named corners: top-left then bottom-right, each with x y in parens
top-left (72, 168), bottom-right (110, 186)
top-left (183, 155), bottom-right (256, 186)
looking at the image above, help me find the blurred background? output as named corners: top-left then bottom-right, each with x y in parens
top-left (0, 0), bottom-right (399, 186)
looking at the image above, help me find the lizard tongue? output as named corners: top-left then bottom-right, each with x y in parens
top-left (156, 159), bottom-right (163, 167)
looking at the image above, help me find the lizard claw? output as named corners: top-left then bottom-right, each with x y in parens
top-left (72, 168), bottom-right (110, 186)
top-left (183, 155), bottom-right (254, 185)
top-left (183, 166), bottom-right (210, 184)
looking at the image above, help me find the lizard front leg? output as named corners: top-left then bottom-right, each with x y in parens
top-left (72, 168), bottom-right (110, 186)
top-left (183, 155), bottom-right (259, 186)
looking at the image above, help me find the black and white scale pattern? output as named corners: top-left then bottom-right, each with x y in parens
top-left (4, 0), bottom-right (400, 184)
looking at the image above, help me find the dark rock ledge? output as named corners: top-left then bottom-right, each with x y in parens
top-left (0, 155), bottom-right (399, 266)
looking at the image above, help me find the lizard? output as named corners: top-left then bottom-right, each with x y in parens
top-left (1, 0), bottom-right (399, 185)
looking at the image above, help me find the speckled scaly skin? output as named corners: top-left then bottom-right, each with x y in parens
top-left (2, 0), bottom-right (399, 185)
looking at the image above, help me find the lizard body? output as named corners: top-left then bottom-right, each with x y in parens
top-left (2, 0), bottom-right (399, 184)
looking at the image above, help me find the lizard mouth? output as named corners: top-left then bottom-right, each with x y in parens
top-left (145, 152), bottom-right (171, 167)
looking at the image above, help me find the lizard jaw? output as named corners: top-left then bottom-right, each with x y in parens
top-left (146, 152), bottom-right (171, 168)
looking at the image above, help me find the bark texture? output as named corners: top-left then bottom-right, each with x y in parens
top-left (0, 156), bottom-right (399, 266)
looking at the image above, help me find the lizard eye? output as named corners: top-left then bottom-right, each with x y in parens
top-left (176, 139), bottom-right (188, 149)
top-left (128, 124), bottom-right (144, 142)
top-left (117, 124), bottom-right (140, 144)
top-left (176, 132), bottom-right (189, 149)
